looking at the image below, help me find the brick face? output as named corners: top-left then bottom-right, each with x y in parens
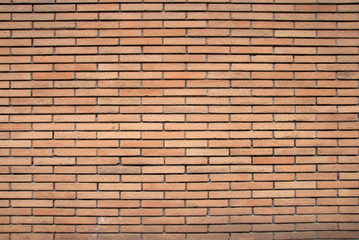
top-left (0, 0), bottom-right (358, 239)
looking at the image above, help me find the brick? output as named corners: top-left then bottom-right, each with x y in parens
top-left (188, 46), bottom-right (230, 54)
top-left (318, 47), bottom-right (358, 55)
top-left (144, 46), bottom-right (186, 54)
top-left (12, 200), bottom-right (53, 207)
top-left (142, 217), bottom-right (184, 225)
top-left (55, 166), bottom-right (96, 174)
top-left (12, 183), bottom-right (53, 191)
top-left (209, 225), bottom-right (251, 233)
top-left (0, 2), bottom-right (358, 237)
top-left (34, 192), bottom-right (75, 201)
top-left (253, 21), bottom-right (293, 29)
top-left (77, 3), bottom-right (119, 11)
top-left (34, 174), bottom-right (75, 182)
top-left (33, 225), bottom-right (75, 232)
top-left (163, 56), bottom-right (205, 65)
top-left (209, 191), bottom-right (250, 199)
top-left (144, 29), bottom-right (186, 37)
top-left (208, 55), bottom-right (249, 63)
top-left (139, 211), bottom-right (182, 220)
top-left (34, 4), bottom-right (75, 12)
top-left (11, 216), bottom-right (53, 224)
top-left (55, 200), bottom-right (95, 208)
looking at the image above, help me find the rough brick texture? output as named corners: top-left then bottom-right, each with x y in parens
top-left (1, 0), bottom-right (359, 239)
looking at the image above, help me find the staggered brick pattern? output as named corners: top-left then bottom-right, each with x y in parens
top-left (0, 0), bottom-right (359, 239)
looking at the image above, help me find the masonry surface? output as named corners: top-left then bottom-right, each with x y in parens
top-left (0, 0), bottom-right (359, 239)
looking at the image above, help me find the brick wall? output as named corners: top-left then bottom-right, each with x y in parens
top-left (1, 0), bottom-right (359, 239)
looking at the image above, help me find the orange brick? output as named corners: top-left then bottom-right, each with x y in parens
top-left (253, 157), bottom-right (294, 165)
top-left (142, 166), bottom-right (184, 174)
top-left (34, 174), bottom-right (75, 182)
top-left (143, 63), bottom-right (185, 71)
top-left (77, 3), bottom-right (119, 11)
top-left (188, 166), bottom-right (229, 174)
top-left (188, 12), bottom-right (230, 19)
top-left (0, 1), bottom-right (358, 235)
